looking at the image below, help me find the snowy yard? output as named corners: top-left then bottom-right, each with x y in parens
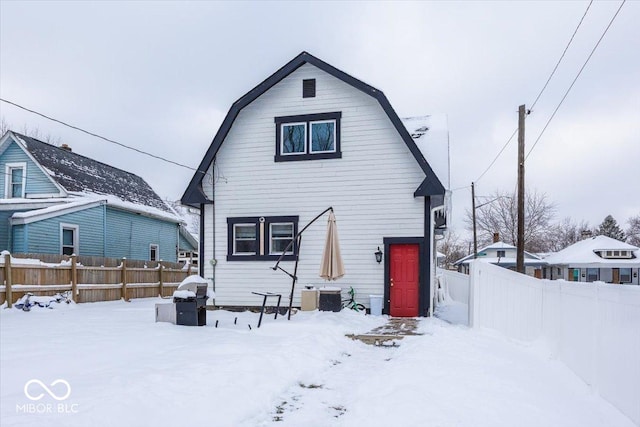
top-left (0, 298), bottom-right (634, 427)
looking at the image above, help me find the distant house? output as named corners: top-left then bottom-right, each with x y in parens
top-left (543, 235), bottom-right (639, 285)
top-left (182, 51), bottom-right (449, 317)
top-left (0, 131), bottom-right (197, 262)
top-left (454, 241), bottom-right (546, 277)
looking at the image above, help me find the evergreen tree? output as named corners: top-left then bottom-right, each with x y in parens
top-left (596, 215), bottom-right (626, 241)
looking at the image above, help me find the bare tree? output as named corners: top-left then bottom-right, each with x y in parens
top-left (625, 214), bottom-right (640, 246)
top-left (437, 230), bottom-right (467, 269)
top-left (465, 189), bottom-right (557, 253)
top-left (549, 217), bottom-right (592, 252)
top-left (0, 119), bottom-right (62, 146)
top-left (0, 116), bottom-right (9, 135)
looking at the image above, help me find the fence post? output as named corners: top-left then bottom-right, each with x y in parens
top-left (158, 260), bottom-right (164, 297)
top-left (4, 252), bottom-right (12, 309)
top-left (121, 258), bottom-right (128, 302)
top-left (71, 254), bottom-right (79, 303)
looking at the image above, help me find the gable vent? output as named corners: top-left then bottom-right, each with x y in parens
top-left (302, 79), bottom-right (316, 98)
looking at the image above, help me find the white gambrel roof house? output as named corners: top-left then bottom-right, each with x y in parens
top-left (182, 51), bottom-right (449, 316)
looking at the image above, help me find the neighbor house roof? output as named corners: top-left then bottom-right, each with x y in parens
top-left (544, 235), bottom-right (639, 266)
top-left (181, 51), bottom-right (445, 206)
top-left (11, 132), bottom-right (172, 213)
top-left (454, 241), bottom-right (545, 266)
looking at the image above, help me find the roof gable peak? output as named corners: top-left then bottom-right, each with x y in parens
top-left (182, 51), bottom-right (445, 206)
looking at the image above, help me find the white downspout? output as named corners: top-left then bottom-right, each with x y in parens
top-left (429, 205), bottom-right (445, 317)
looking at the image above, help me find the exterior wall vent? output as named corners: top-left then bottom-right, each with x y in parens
top-left (302, 79), bottom-right (316, 98)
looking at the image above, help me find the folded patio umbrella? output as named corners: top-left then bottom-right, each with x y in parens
top-left (319, 211), bottom-right (345, 281)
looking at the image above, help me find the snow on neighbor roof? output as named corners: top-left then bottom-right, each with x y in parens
top-left (545, 235), bottom-right (640, 266)
top-left (13, 132), bottom-right (172, 213)
top-left (10, 194), bottom-right (183, 224)
top-left (483, 241), bottom-right (516, 250)
top-left (454, 241), bottom-right (543, 265)
top-left (401, 115), bottom-right (450, 190)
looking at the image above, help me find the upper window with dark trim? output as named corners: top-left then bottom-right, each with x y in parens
top-left (227, 216), bottom-right (299, 261)
top-left (275, 112), bottom-right (341, 162)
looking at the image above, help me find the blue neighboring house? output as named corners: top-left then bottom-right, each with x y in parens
top-left (0, 131), bottom-right (197, 262)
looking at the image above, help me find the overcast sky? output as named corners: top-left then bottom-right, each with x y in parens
top-left (1, 1), bottom-right (638, 238)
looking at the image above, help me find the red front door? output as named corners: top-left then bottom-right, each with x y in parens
top-left (389, 244), bottom-right (420, 317)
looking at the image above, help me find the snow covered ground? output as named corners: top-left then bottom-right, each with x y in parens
top-left (0, 298), bottom-right (634, 427)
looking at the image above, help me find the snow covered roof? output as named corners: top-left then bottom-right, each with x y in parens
top-left (483, 241), bottom-right (516, 250)
top-left (545, 235), bottom-right (639, 266)
top-left (10, 194), bottom-right (183, 224)
top-left (401, 115), bottom-right (450, 190)
top-left (454, 241), bottom-right (543, 265)
top-left (13, 132), bottom-right (172, 213)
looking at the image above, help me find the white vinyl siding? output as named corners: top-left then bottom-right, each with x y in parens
top-left (205, 63), bottom-right (426, 307)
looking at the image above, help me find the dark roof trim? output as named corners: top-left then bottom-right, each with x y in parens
top-left (181, 51), bottom-right (444, 205)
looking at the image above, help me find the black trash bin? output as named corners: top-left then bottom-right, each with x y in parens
top-left (174, 283), bottom-right (208, 326)
top-left (318, 287), bottom-right (342, 312)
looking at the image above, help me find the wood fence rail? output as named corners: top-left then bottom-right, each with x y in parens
top-left (1, 253), bottom-right (197, 307)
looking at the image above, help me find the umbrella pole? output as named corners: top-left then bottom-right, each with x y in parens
top-left (287, 234), bottom-right (303, 320)
top-left (271, 206), bottom-right (334, 320)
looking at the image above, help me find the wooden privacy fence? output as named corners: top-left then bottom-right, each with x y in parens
top-left (1, 253), bottom-right (197, 307)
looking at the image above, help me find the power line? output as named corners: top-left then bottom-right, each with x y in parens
top-left (474, 1), bottom-right (594, 183)
top-left (474, 128), bottom-right (518, 183)
top-left (526, 0), bottom-right (626, 160)
top-left (529, 0), bottom-right (594, 112)
top-left (1, 98), bottom-right (203, 174)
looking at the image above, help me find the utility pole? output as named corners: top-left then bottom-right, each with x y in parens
top-left (516, 105), bottom-right (526, 273)
top-left (472, 182), bottom-right (477, 259)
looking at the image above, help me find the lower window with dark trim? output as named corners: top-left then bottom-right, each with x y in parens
top-left (227, 216), bottom-right (299, 261)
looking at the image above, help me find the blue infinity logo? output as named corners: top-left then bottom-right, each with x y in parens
top-left (24, 379), bottom-right (71, 401)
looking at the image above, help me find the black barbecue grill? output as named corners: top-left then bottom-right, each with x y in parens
top-left (173, 282), bottom-right (208, 326)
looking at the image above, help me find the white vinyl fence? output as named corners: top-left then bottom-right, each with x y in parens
top-left (469, 260), bottom-right (640, 426)
top-left (437, 268), bottom-right (470, 305)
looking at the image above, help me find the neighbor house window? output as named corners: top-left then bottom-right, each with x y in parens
top-left (227, 216), bottom-right (298, 261)
top-left (586, 268), bottom-right (599, 282)
top-left (497, 250), bottom-right (506, 258)
top-left (60, 224), bottom-right (78, 256)
top-left (150, 244), bottom-right (159, 261)
top-left (275, 112), bottom-right (341, 162)
top-left (620, 268), bottom-right (631, 283)
top-left (5, 162), bottom-right (26, 198)
top-left (600, 250), bottom-right (632, 259)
